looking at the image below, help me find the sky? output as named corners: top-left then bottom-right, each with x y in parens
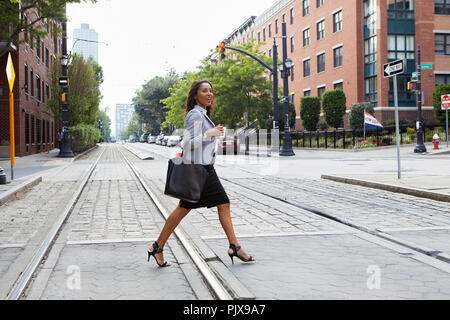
top-left (67, 0), bottom-right (278, 136)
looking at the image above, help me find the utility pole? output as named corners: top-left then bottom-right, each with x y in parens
top-left (414, 45), bottom-right (427, 153)
top-left (58, 16), bottom-right (74, 158)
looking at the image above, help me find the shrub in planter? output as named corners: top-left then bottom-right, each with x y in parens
top-left (349, 102), bottom-right (375, 131)
top-left (406, 127), bottom-right (415, 135)
top-left (300, 96), bottom-right (321, 131)
top-left (322, 89), bottom-right (347, 129)
top-left (381, 137), bottom-right (392, 145)
top-left (69, 124), bottom-right (101, 153)
top-left (432, 84), bottom-right (450, 123)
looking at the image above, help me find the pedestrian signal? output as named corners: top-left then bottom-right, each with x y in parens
top-left (219, 42), bottom-right (226, 61)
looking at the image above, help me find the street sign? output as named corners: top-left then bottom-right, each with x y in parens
top-left (383, 59), bottom-right (405, 78)
top-left (59, 77), bottom-right (69, 86)
top-left (420, 64), bottom-right (432, 70)
top-left (6, 53), bottom-right (15, 92)
top-left (442, 94), bottom-right (450, 110)
top-left (412, 72), bottom-right (419, 77)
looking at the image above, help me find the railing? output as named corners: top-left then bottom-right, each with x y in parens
top-left (250, 124), bottom-right (448, 150)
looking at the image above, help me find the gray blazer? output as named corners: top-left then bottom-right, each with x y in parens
top-left (181, 105), bottom-right (217, 165)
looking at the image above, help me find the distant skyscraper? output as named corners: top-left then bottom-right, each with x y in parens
top-left (73, 23), bottom-right (98, 62)
top-left (116, 104), bottom-right (135, 139)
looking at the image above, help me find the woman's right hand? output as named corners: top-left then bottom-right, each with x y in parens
top-left (205, 126), bottom-right (224, 138)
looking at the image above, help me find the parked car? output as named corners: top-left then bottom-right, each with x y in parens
top-left (217, 136), bottom-right (240, 155)
top-left (166, 135), bottom-right (182, 147)
top-left (156, 134), bottom-right (165, 145)
top-left (161, 135), bottom-right (170, 146)
top-left (147, 135), bottom-right (157, 144)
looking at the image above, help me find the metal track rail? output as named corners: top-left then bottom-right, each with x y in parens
top-left (7, 148), bottom-right (106, 300)
top-left (118, 147), bottom-right (233, 300)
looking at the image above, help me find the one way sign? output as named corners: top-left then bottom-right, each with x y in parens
top-left (383, 59), bottom-right (405, 78)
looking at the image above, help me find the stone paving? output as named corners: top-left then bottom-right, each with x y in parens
top-left (206, 234), bottom-right (450, 299)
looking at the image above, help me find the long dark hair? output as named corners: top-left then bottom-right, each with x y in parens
top-left (185, 80), bottom-right (214, 118)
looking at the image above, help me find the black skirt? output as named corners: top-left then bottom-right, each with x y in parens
top-left (179, 165), bottom-right (230, 209)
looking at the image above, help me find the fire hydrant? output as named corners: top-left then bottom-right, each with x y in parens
top-left (432, 134), bottom-right (440, 150)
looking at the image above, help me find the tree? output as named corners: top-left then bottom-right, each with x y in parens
top-left (300, 96), bottom-right (321, 131)
top-left (0, 0), bottom-right (97, 56)
top-left (133, 70), bottom-right (179, 135)
top-left (98, 109), bottom-right (111, 141)
top-left (432, 84), bottom-right (450, 123)
top-left (322, 89), bottom-right (346, 129)
top-left (162, 41), bottom-right (273, 131)
top-left (47, 53), bottom-right (103, 127)
top-left (349, 102), bottom-right (375, 130)
top-left (122, 114), bottom-right (140, 140)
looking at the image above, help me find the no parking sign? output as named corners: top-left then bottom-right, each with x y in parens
top-left (441, 94), bottom-right (450, 110)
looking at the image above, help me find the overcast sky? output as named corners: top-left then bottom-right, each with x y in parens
top-left (67, 0), bottom-right (277, 136)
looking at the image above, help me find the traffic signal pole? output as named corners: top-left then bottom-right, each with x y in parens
top-left (414, 45), bottom-right (427, 153)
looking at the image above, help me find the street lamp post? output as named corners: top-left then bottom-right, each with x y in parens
top-left (414, 45), bottom-right (427, 153)
top-left (58, 21), bottom-right (74, 158)
top-left (279, 22), bottom-right (295, 157)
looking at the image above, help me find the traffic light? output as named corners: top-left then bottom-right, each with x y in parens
top-left (219, 41), bottom-right (226, 61)
top-left (407, 81), bottom-right (413, 91)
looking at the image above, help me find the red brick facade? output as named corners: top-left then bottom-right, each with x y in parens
top-left (0, 13), bottom-right (62, 157)
top-left (226, 0), bottom-right (449, 130)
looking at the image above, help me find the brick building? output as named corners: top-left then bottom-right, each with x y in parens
top-left (0, 11), bottom-right (62, 157)
top-left (225, 0), bottom-right (450, 130)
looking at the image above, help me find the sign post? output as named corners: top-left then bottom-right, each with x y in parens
top-left (383, 59), bottom-right (405, 179)
top-left (6, 53), bottom-right (16, 181)
top-left (442, 94), bottom-right (450, 148)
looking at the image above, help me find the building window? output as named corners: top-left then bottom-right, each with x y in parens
top-left (317, 20), bottom-right (325, 40)
top-left (24, 64), bottom-right (29, 95)
top-left (290, 8), bottom-right (294, 24)
top-left (334, 46), bottom-right (343, 67)
top-left (258, 31), bottom-right (261, 42)
top-left (31, 115), bottom-right (35, 144)
top-left (36, 36), bottom-right (41, 58)
top-left (318, 86), bottom-right (326, 101)
top-left (303, 59), bottom-right (311, 77)
top-left (317, 53), bottom-right (325, 73)
top-left (30, 69), bottom-right (34, 97)
top-left (435, 33), bottom-right (450, 55)
top-left (291, 65), bottom-right (295, 81)
top-left (303, 0), bottom-right (310, 16)
top-left (25, 113), bottom-right (30, 146)
top-left (333, 10), bottom-right (343, 32)
top-left (45, 48), bottom-right (49, 67)
top-left (269, 24), bottom-right (272, 38)
top-left (303, 28), bottom-right (310, 47)
top-left (282, 13), bottom-right (286, 23)
top-left (36, 75), bottom-right (41, 102)
top-left (290, 36), bottom-right (294, 53)
top-left (42, 80), bottom-right (45, 103)
top-left (46, 84), bottom-right (50, 100)
top-left (365, 76), bottom-right (377, 104)
top-left (263, 28), bottom-right (266, 41)
top-left (388, 0), bottom-right (415, 18)
top-left (436, 74), bottom-right (450, 85)
top-left (317, 0), bottom-right (324, 8)
top-left (436, 0), bottom-right (450, 14)
top-left (334, 82), bottom-right (343, 90)
top-left (275, 19), bottom-right (279, 34)
top-left (304, 90), bottom-right (311, 96)
top-left (388, 34), bottom-right (415, 59)
top-left (47, 120), bottom-right (50, 143)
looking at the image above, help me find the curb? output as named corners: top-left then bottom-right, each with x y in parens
top-left (321, 174), bottom-right (450, 203)
top-left (122, 144), bottom-right (154, 160)
top-left (0, 175), bottom-right (42, 206)
top-left (73, 144), bottom-right (99, 161)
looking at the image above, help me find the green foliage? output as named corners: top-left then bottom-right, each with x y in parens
top-left (122, 114), bottom-right (140, 140)
top-left (133, 70), bottom-right (179, 135)
top-left (321, 89), bottom-right (346, 129)
top-left (349, 102), bottom-right (375, 130)
top-left (98, 109), bottom-right (111, 141)
top-left (47, 54), bottom-right (103, 127)
top-left (69, 123), bottom-right (100, 153)
top-left (0, 0), bottom-right (97, 56)
top-left (277, 101), bottom-right (296, 132)
top-left (432, 84), bottom-right (450, 123)
top-left (385, 118), bottom-right (412, 127)
top-left (300, 96), bottom-right (321, 131)
top-left (162, 41), bottom-right (273, 131)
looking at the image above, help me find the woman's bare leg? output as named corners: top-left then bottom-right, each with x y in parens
top-left (150, 204), bottom-right (191, 265)
top-left (217, 203), bottom-right (254, 260)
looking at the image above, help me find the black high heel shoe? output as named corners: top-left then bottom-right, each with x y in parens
top-left (147, 241), bottom-right (170, 267)
top-left (228, 244), bottom-right (255, 264)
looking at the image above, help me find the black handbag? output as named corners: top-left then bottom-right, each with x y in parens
top-left (164, 157), bottom-right (208, 203)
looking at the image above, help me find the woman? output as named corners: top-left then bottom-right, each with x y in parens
top-left (148, 80), bottom-right (255, 267)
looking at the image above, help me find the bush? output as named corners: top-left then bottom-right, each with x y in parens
top-left (349, 102), bottom-right (375, 130)
top-left (385, 118), bottom-right (412, 127)
top-left (69, 124), bottom-right (101, 153)
top-left (432, 84), bottom-right (450, 123)
top-left (1, 140), bottom-right (10, 146)
top-left (322, 89), bottom-right (347, 129)
top-left (406, 127), bottom-right (415, 135)
top-left (300, 96), bottom-right (321, 131)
